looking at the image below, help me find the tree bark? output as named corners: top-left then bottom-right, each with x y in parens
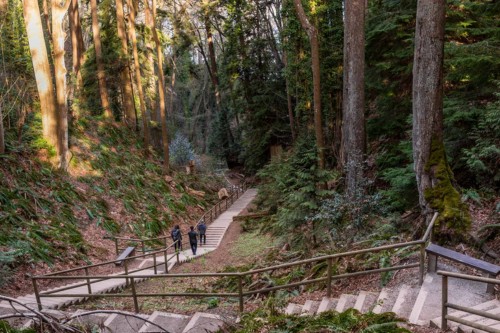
top-left (69, 0), bottom-right (85, 90)
top-left (412, 0), bottom-right (470, 231)
top-left (52, 0), bottom-right (71, 170)
top-left (342, 0), bottom-right (366, 197)
top-left (22, 0), bottom-right (58, 148)
top-left (90, 0), bottom-right (113, 119)
top-left (283, 52), bottom-right (296, 143)
top-left (116, 0), bottom-right (136, 128)
top-left (147, 0), bottom-right (169, 173)
top-left (127, 0), bottom-right (150, 156)
top-left (293, 0), bottom-right (325, 169)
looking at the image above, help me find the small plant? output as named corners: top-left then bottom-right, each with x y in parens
top-left (169, 133), bottom-right (199, 167)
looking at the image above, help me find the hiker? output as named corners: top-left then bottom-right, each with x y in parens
top-left (188, 226), bottom-right (198, 255)
top-left (171, 225), bottom-right (182, 251)
top-left (197, 219), bottom-right (207, 245)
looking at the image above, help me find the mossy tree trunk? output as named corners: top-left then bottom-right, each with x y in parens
top-left (412, 0), bottom-right (470, 233)
top-left (68, 0), bottom-right (85, 91)
top-left (342, 0), bottom-right (366, 197)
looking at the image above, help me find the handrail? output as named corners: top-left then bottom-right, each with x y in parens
top-left (106, 182), bottom-right (247, 255)
top-left (438, 270), bottom-right (500, 333)
top-left (32, 211), bottom-right (437, 313)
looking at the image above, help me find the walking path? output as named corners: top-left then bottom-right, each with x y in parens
top-left (1, 189), bottom-right (258, 311)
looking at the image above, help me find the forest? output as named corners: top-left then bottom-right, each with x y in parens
top-left (0, 0), bottom-right (499, 331)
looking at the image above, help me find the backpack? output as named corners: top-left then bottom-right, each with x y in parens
top-left (198, 223), bottom-right (206, 233)
top-left (172, 228), bottom-right (180, 240)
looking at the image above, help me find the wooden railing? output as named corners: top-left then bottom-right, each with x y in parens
top-left (106, 182), bottom-right (248, 256)
top-left (438, 271), bottom-right (500, 333)
top-left (31, 212), bottom-right (438, 313)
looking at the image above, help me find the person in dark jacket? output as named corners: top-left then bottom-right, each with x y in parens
top-left (197, 220), bottom-right (207, 245)
top-left (188, 226), bottom-right (198, 255)
top-left (171, 225), bottom-right (182, 251)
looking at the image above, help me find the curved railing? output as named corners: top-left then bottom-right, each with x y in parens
top-left (31, 212), bottom-right (438, 313)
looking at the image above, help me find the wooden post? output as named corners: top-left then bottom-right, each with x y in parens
top-left (419, 243), bottom-right (425, 285)
top-left (84, 267), bottom-right (92, 294)
top-left (164, 248), bottom-right (168, 273)
top-left (327, 258), bottom-right (333, 297)
top-left (153, 252), bottom-right (157, 274)
top-left (176, 246), bottom-right (180, 263)
top-left (441, 275), bottom-right (448, 330)
top-left (238, 275), bottom-right (244, 313)
top-left (130, 277), bottom-right (139, 313)
top-left (141, 241), bottom-right (146, 254)
top-left (31, 276), bottom-right (42, 310)
top-left (164, 237), bottom-right (168, 249)
top-left (124, 258), bottom-right (129, 286)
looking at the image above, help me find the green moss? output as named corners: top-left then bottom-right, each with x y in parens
top-left (424, 138), bottom-right (471, 235)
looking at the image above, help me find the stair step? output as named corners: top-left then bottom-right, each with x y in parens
top-left (317, 297), bottom-right (338, 314)
top-left (104, 312), bottom-right (149, 333)
top-left (68, 310), bottom-right (110, 330)
top-left (284, 303), bottom-right (303, 315)
top-left (373, 287), bottom-right (398, 314)
top-left (391, 285), bottom-right (420, 319)
top-left (336, 294), bottom-right (357, 313)
top-left (181, 312), bottom-right (226, 333)
top-left (354, 291), bottom-right (379, 313)
top-left (302, 300), bottom-right (320, 315)
top-left (138, 311), bottom-right (189, 333)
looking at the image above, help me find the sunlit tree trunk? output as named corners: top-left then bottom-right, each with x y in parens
top-left (69, 0), bottom-right (85, 90)
top-left (90, 0), bottom-right (112, 119)
top-left (145, 1), bottom-right (160, 152)
top-left (22, 0), bottom-right (58, 148)
top-left (116, 0), bottom-right (136, 128)
top-left (52, 0), bottom-right (70, 170)
top-left (127, 0), bottom-right (150, 156)
top-left (147, 0), bottom-right (169, 173)
top-left (293, 0), bottom-right (325, 169)
top-left (412, 0), bottom-right (470, 230)
top-left (342, 0), bottom-right (366, 197)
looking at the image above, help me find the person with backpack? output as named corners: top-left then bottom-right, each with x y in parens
top-left (188, 226), bottom-right (198, 255)
top-left (197, 220), bottom-right (207, 245)
top-left (171, 225), bottom-right (182, 251)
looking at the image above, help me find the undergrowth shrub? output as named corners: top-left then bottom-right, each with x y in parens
top-left (169, 132), bottom-right (199, 167)
top-left (256, 135), bottom-right (335, 253)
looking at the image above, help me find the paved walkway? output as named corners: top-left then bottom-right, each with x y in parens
top-left (2, 189), bottom-right (258, 310)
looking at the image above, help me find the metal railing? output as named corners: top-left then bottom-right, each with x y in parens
top-left (106, 182), bottom-right (248, 256)
top-left (438, 270), bottom-right (500, 333)
top-left (31, 212), bottom-right (437, 313)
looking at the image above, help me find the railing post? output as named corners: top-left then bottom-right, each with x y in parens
top-left (130, 277), bottom-right (139, 313)
top-left (176, 245), bottom-right (180, 263)
top-left (153, 252), bottom-right (157, 275)
top-left (441, 275), bottom-right (448, 330)
top-left (84, 267), bottom-right (92, 294)
top-left (419, 243), bottom-right (425, 285)
top-left (164, 248), bottom-right (168, 273)
top-left (124, 258), bottom-right (129, 286)
top-left (114, 239), bottom-right (119, 256)
top-left (31, 276), bottom-right (42, 310)
top-left (141, 241), bottom-right (146, 254)
top-left (327, 258), bottom-right (333, 298)
top-left (164, 237), bottom-right (168, 249)
top-left (238, 275), bottom-right (244, 313)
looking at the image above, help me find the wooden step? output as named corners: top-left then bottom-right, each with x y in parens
top-left (181, 312), bottom-right (227, 333)
top-left (336, 294), bottom-right (357, 313)
top-left (354, 291), bottom-right (379, 313)
top-left (138, 311), bottom-right (189, 333)
top-left (317, 297), bottom-right (338, 314)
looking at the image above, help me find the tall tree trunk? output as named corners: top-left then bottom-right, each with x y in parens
top-left (412, 0), bottom-right (470, 231)
top-left (205, 13), bottom-right (221, 117)
top-left (0, 104), bottom-right (4, 154)
top-left (22, 0), bottom-right (58, 148)
top-left (147, 0), bottom-right (169, 173)
top-left (90, 0), bottom-right (113, 119)
top-left (293, 0), bottom-right (325, 169)
top-left (127, 0), bottom-right (150, 156)
top-left (52, 0), bottom-right (71, 170)
top-left (69, 0), bottom-right (85, 90)
top-left (283, 52), bottom-right (296, 142)
top-left (116, 0), bottom-right (136, 128)
top-left (342, 0), bottom-right (366, 197)
top-left (145, 0), bottom-right (160, 151)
